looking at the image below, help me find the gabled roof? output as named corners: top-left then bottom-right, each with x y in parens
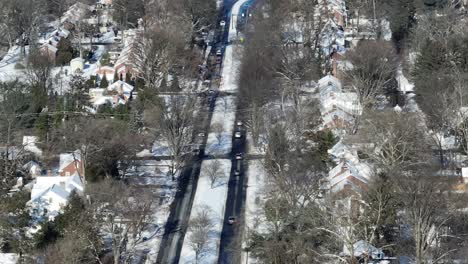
top-left (40, 43), bottom-right (58, 53)
top-left (328, 160), bottom-right (372, 193)
top-left (59, 150), bottom-right (81, 172)
top-left (108, 80), bottom-right (134, 94)
top-left (318, 75), bottom-right (342, 92)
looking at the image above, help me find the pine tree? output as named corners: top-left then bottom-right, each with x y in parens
top-left (100, 75), bottom-right (109, 88)
top-left (35, 112), bottom-right (50, 141)
top-left (170, 75), bottom-right (181, 92)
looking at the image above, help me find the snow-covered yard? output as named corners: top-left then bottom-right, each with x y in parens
top-left (206, 96), bottom-right (237, 155)
top-left (124, 160), bottom-right (177, 263)
top-left (179, 159), bottom-right (231, 264)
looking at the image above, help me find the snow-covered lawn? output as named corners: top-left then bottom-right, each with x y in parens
top-left (179, 159), bottom-right (231, 264)
top-left (206, 96), bottom-right (237, 155)
top-left (219, 44), bottom-right (243, 92)
top-left (124, 160), bottom-right (177, 263)
top-left (241, 159), bottom-right (268, 264)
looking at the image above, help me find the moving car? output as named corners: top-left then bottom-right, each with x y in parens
top-left (216, 48), bottom-right (222, 56)
top-left (235, 153), bottom-right (243, 160)
top-left (236, 121), bottom-right (243, 126)
top-left (220, 20), bottom-right (226, 27)
top-left (228, 216), bottom-right (236, 225)
top-left (234, 131), bottom-right (242, 138)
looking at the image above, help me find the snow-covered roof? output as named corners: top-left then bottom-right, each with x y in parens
top-left (328, 140), bottom-right (358, 162)
top-left (108, 80), bottom-right (134, 94)
top-left (40, 43), bottom-right (58, 53)
top-left (93, 96), bottom-right (113, 106)
top-left (59, 150), bottom-right (81, 172)
top-left (31, 174), bottom-right (84, 200)
top-left (343, 240), bottom-right (384, 259)
top-left (327, 160), bottom-right (372, 193)
top-left (318, 75), bottom-right (342, 91)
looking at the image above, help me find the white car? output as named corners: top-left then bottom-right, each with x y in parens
top-left (216, 49), bottom-right (222, 56)
top-left (220, 20), bottom-right (226, 27)
top-left (235, 153), bottom-right (243, 160)
top-left (234, 131), bottom-right (242, 138)
top-left (236, 121), bottom-right (243, 126)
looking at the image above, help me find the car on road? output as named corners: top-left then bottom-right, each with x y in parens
top-left (228, 216), bottom-right (236, 225)
top-left (235, 153), bottom-right (243, 160)
top-left (198, 132), bottom-right (206, 138)
top-left (220, 20), bottom-right (226, 27)
top-left (234, 169), bottom-right (240, 176)
top-left (234, 131), bottom-right (242, 138)
top-left (216, 48), bottom-right (222, 56)
top-left (236, 121), bottom-right (243, 126)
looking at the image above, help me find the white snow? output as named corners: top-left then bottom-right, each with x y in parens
top-left (179, 159), bottom-right (231, 264)
top-left (206, 96), bottom-right (237, 155)
top-left (219, 45), bottom-right (243, 92)
top-left (396, 67), bottom-right (420, 113)
top-left (241, 160), bottom-right (268, 264)
top-left (0, 253), bottom-right (19, 264)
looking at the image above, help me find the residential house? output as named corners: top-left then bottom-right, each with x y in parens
top-left (22, 161), bottom-right (42, 178)
top-left (317, 75), bottom-right (361, 133)
top-left (96, 65), bottom-right (116, 82)
top-left (60, 2), bottom-right (94, 29)
top-left (59, 150), bottom-right (84, 179)
top-left (39, 43), bottom-right (58, 61)
top-left (342, 240), bottom-right (387, 263)
top-left (113, 29), bottom-right (143, 80)
top-left (28, 174), bottom-right (84, 220)
top-left (108, 80), bottom-right (134, 102)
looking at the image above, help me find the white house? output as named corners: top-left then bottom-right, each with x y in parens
top-left (28, 174), bottom-right (84, 220)
top-left (317, 75), bottom-right (362, 133)
top-left (108, 80), bottom-right (134, 101)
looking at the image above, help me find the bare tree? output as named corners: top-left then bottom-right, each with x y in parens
top-left (187, 205), bottom-right (214, 264)
top-left (87, 180), bottom-right (155, 264)
top-left (211, 122), bottom-right (224, 145)
top-left (146, 95), bottom-right (196, 179)
top-left (342, 40), bottom-right (398, 109)
top-left (395, 165), bottom-right (456, 264)
top-left (354, 110), bottom-right (430, 171)
top-left (26, 48), bottom-right (54, 101)
top-left (206, 159), bottom-right (223, 188)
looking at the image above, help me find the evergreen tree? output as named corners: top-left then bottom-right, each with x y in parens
top-left (170, 75), bottom-right (181, 92)
top-left (100, 75), bottom-right (109, 88)
top-left (56, 38), bottom-right (74, 66)
top-left (35, 112), bottom-right (50, 141)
